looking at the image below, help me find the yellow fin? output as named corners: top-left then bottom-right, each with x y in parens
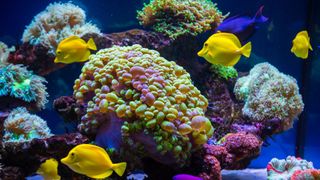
top-left (309, 42), bottom-right (313, 51)
top-left (240, 42), bottom-right (252, 58)
top-left (90, 169), bottom-right (113, 179)
top-left (61, 36), bottom-right (81, 43)
top-left (78, 50), bottom-right (91, 62)
top-left (214, 32), bottom-right (241, 47)
top-left (87, 38), bottom-right (97, 51)
top-left (297, 30), bottom-right (309, 39)
top-left (112, 162), bottom-right (127, 177)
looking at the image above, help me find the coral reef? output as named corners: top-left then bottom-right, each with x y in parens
top-left (234, 63), bottom-right (304, 132)
top-left (22, 2), bottom-right (101, 54)
top-left (267, 156), bottom-right (314, 180)
top-left (53, 96), bottom-right (85, 123)
top-left (192, 132), bottom-right (262, 180)
top-left (3, 107), bottom-right (52, 142)
top-left (137, 0), bottom-right (225, 39)
top-left (0, 133), bottom-right (89, 179)
top-left (0, 41), bottom-right (14, 64)
top-left (0, 64), bottom-right (48, 111)
top-left (73, 44), bottom-right (213, 164)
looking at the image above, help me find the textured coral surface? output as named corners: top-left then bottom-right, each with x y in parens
top-left (73, 44), bottom-right (213, 163)
top-left (137, 0), bottom-right (225, 39)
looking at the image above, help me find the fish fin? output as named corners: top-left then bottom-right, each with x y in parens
top-left (78, 50), bottom-right (91, 62)
top-left (309, 42), bottom-right (313, 51)
top-left (90, 169), bottom-right (113, 179)
top-left (214, 32), bottom-right (242, 47)
top-left (297, 30), bottom-right (309, 38)
top-left (87, 38), bottom-right (97, 50)
top-left (61, 36), bottom-right (81, 43)
top-left (112, 162), bottom-right (127, 177)
top-left (240, 42), bottom-right (252, 58)
top-left (254, 5), bottom-right (268, 23)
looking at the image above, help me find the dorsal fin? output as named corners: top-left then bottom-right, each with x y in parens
top-left (213, 32), bottom-right (242, 47)
top-left (60, 36), bottom-right (81, 43)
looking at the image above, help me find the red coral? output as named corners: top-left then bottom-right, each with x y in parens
top-left (291, 169), bottom-right (320, 180)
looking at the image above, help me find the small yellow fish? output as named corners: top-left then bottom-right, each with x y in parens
top-left (54, 36), bottom-right (97, 64)
top-left (61, 144), bottom-right (127, 179)
top-left (36, 158), bottom-right (61, 180)
top-left (291, 30), bottom-right (313, 59)
top-left (197, 32), bottom-right (252, 66)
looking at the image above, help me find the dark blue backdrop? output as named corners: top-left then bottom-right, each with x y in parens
top-left (0, 0), bottom-right (318, 168)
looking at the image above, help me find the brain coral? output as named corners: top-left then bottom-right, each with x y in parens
top-left (234, 63), bottom-right (304, 131)
top-left (22, 2), bottom-right (101, 53)
top-left (73, 44), bottom-right (213, 162)
top-left (3, 107), bottom-right (52, 142)
top-left (0, 64), bottom-right (48, 110)
top-left (267, 156), bottom-right (314, 180)
top-left (137, 0), bottom-right (225, 39)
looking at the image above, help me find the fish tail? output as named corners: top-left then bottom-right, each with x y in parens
top-left (254, 5), bottom-right (268, 23)
top-left (241, 42), bottom-right (252, 58)
top-left (87, 38), bottom-right (97, 51)
top-left (112, 162), bottom-right (127, 177)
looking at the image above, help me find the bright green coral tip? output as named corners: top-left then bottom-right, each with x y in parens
top-left (210, 64), bottom-right (238, 80)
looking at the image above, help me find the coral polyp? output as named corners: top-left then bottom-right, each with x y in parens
top-left (0, 64), bottom-right (48, 110)
top-left (3, 107), bottom-right (52, 142)
top-left (73, 44), bottom-right (213, 163)
top-left (137, 0), bottom-right (225, 39)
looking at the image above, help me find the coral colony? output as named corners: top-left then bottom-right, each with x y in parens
top-left (0, 1), bottom-right (314, 180)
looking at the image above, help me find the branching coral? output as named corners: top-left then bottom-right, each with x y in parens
top-left (0, 42), bottom-right (15, 64)
top-left (137, 0), bottom-right (226, 39)
top-left (22, 2), bottom-right (101, 53)
top-left (267, 156), bottom-right (315, 180)
top-left (3, 107), bottom-right (52, 142)
top-left (234, 63), bottom-right (304, 131)
top-left (73, 44), bottom-right (213, 163)
top-left (0, 64), bottom-right (48, 110)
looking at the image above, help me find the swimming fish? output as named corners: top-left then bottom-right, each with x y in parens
top-left (197, 32), bottom-right (252, 66)
top-left (291, 30), bottom-right (313, 59)
top-left (216, 6), bottom-right (268, 42)
top-left (173, 174), bottom-right (203, 180)
top-left (36, 158), bottom-right (61, 180)
top-left (61, 144), bottom-right (127, 179)
top-left (54, 36), bottom-right (97, 64)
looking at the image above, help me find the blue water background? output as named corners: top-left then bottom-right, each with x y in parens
top-left (0, 0), bottom-right (319, 168)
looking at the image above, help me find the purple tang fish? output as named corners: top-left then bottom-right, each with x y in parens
top-left (216, 6), bottom-right (268, 42)
top-left (173, 174), bottom-right (203, 180)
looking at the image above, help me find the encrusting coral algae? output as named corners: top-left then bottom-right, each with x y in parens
top-left (73, 44), bottom-right (213, 163)
top-left (0, 64), bottom-right (48, 111)
top-left (22, 2), bottom-right (101, 53)
top-left (3, 107), bottom-right (52, 142)
top-left (137, 0), bottom-right (226, 39)
top-left (234, 63), bottom-right (304, 132)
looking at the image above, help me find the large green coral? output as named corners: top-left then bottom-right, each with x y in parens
top-left (73, 45), bottom-right (213, 162)
top-left (137, 0), bottom-right (225, 39)
top-left (0, 64), bottom-right (48, 110)
top-left (234, 63), bottom-right (304, 131)
top-left (3, 107), bottom-right (52, 142)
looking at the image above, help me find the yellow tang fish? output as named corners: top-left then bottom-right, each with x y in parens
top-left (54, 36), bottom-right (97, 64)
top-left (61, 144), bottom-right (127, 179)
top-left (36, 158), bottom-right (61, 180)
top-left (197, 32), bottom-right (252, 66)
top-left (291, 30), bottom-right (313, 59)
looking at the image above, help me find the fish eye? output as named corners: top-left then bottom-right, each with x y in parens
top-left (204, 43), bottom-right (208, 47)
top-left (57, 51), bottom-right (61, 55)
